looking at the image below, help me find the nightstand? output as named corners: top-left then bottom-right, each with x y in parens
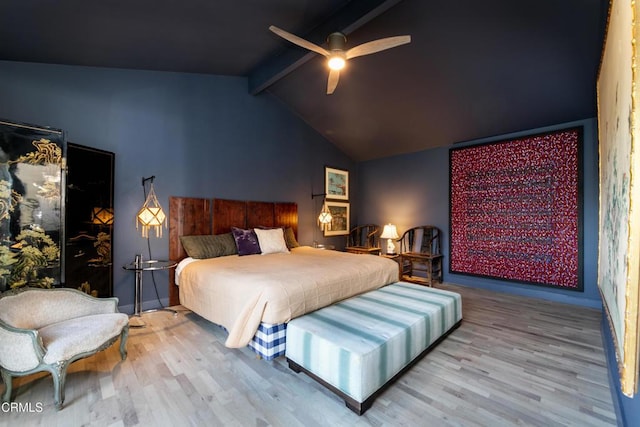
top-left (123, 255), bottom-right (178, 327)
top-left (380, 253), bottom-right (402, 279)
top-left (346, 246), bottom-right (381, 255)
top-left (313, 243), bottom-right (335, 250)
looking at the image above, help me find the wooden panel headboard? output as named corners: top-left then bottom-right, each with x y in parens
top-left (168, 197), bottom-right (298, 306)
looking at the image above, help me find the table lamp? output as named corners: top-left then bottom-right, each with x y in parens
top-left (380, 223), bottom-right (399, 255)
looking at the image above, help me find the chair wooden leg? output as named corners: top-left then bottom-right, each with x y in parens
top-left (50, 361), bottom-right (69, 410)
top-left (119, 325), bottom-right (129, 360)
top-left (1, 368), bottom-right (12, 403)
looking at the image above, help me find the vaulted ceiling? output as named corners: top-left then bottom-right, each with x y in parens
top-left (0, 0), bottom-right (608, 161)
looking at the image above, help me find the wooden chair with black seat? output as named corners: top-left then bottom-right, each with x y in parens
top-left (399, 226), bottom-right (443, 286)
top-left (345, 224), bottom-right (381, 255)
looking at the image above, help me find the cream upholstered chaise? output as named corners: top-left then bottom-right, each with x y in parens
top-left (0, 287), bottom-right (129, 410)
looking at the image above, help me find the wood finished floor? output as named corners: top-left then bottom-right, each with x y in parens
top-left (1, 283), bottom-right (616, 426)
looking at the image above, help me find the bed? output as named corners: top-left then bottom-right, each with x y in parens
top-left (168, 197), bottom-right (399, 359)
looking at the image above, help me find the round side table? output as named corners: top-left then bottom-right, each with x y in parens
top-left (123, 255), bottom-right (178, 327)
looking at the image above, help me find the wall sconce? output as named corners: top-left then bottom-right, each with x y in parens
top-left (136, 176), bottom-right (166, 238)
top-left (91, 207), bottom-right (114, 225)
top-left (380, 223), bottom-right (399, 255)
top-left (312, 192), bottom-right (333, 230)
top-left (317, 199), bottom-right (333, 228)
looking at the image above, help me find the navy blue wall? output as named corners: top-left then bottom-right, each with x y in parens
top-left (357, 118), bottom-right (600, 308)
top-left (0, 60), bottom-right (354, 311)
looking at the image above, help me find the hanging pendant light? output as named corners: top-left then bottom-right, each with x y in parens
top-left (136, 178), bottom-right (166, 238)
top-left (317, 199), bottom-right (333, 230)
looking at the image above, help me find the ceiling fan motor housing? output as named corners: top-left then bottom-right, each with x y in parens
top-left (327, 32), bottom-right (347, 51)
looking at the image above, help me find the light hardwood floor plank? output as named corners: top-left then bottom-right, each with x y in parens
top-left (0, 283), bottom-right (617, 426)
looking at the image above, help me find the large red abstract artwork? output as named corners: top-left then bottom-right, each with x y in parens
top-left (449, 127), bottom-right (583, 290)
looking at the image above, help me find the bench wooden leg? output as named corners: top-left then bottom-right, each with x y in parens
top-left (287, 359), bottom-right (302, 373)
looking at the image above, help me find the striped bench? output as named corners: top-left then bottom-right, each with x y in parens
top-left (285, 282), bottom-right (462, 415)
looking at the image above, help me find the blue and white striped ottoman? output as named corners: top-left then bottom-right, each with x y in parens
top-left (285, 282), bottom-right (462, 415)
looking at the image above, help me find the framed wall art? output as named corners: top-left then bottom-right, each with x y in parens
top-left (323, 201), bottom-right (350, 236)
top-left (449, 127), bottom-right (583, 291)
top-left (325, 166), bottom-right (349, 200)
top-left (597, 0), bottom-right (640, 397)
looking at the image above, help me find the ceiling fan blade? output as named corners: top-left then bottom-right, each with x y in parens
top-left (269, 25), bottom-right (330, 57)
top-left (345, 35), bottom-right (411, 60)
top-left (327, 69), bottom-right (340, 95)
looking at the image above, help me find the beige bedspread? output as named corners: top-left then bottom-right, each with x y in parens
top-left (178, 246), bottom-right (399, 348)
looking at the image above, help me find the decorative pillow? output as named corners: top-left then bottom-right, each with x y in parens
top-left (254, 228), bottom-right (290, 255)
top-left (283, 227), bottom-right (300, 249)
top-left (180, 233), bottom-right (238, 259)
top-left (231, 227), bottom-right (262, 256)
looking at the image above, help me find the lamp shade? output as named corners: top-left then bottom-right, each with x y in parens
top-left (318, 208), bottom-right (333, 224)
top-left (136, 183), bottom-right (166, 238)
top-left (381, 223), bottom-right (399, 255)
top-left (380, 223), bottom-right (399, 239)
top-left (318, 211), bottom-right (333, 224)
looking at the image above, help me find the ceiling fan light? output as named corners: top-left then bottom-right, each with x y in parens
top-left (328, 56), bottom-right (345, 71)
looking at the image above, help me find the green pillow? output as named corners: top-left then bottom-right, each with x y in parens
top-left (284, 227), bottom-right (300, 249)
top-left (180, 233), bottom-right (238, 259)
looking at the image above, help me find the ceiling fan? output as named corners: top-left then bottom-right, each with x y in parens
top-left (269, 25), bottom-right (411, 95)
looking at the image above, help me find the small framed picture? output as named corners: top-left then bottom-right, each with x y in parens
top-left (323, 201), bottom-right (350, 236)
top-left (325, 166), bottom-right (349, 200)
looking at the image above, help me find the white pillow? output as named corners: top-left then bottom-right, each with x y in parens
top-left (254, 228), bottom-right (290, 255)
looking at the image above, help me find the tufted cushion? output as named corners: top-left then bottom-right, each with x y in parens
top-left (180, 233), bottom-right (238, 259)
top-left (39, 313), bottom-right (129, 364)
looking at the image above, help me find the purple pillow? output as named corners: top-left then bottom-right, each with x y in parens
top-left (231, 227), bottom-right (261, 256)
